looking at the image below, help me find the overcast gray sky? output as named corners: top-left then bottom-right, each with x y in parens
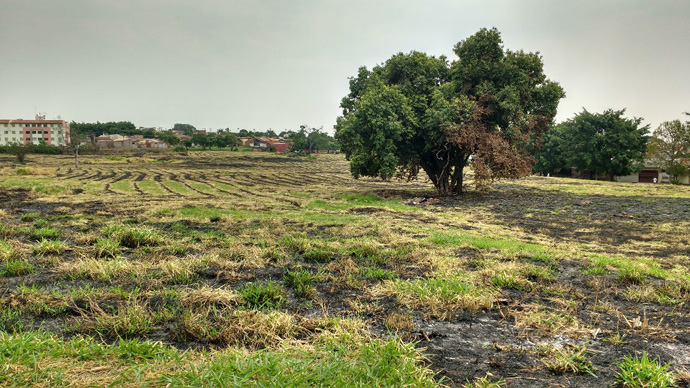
top-left (1, 0), bottom-right (688, 133)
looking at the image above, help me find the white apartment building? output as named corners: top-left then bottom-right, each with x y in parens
top-left (0, 116), bottom-right (70, 146)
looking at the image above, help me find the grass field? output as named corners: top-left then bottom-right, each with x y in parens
top-left (1, 151), bottom-right (689, 387)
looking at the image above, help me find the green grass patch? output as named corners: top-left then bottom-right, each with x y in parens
top-left (33, 239), bottom-right (67, 255)
top-left (385, 273), bottom-right (495, 318)
top-left (362, 267), bottom-right (397, 281)
top-left (187, 182), bottom-right (218, 194)
top-left (20, 212), bottom-right (40, 222)
top-left (31, 227), bottom-right (60, 240)
top-left (103, 224), bottom-right (162, 248)
top-left (238, 281), bottom-right (286, 310)
top-left (137, 180), bottom-right (167, 195)
top-left (162, 181), bottom-right (193, 195)
top-left (110, 180), bottom-right (134, 193)
top-left (429, 232), bottom-right (551, 258)
top-left (0, 240), bottom-right (17, 262)
top-left (303, 247), bottom-right (335, 263)
top-left (283, 268), bottom-right (317, 298)
top-left (0, 308), bottom-right (24, 333)
top-left (94, 238), bottom-right (121, 258)
top-left (615, 353), bottom-right (676, 388)
top-left (2, 259), bottom-right (35, 277)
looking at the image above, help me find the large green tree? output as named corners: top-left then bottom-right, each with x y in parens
top-left (532, 125), bottom-right (568, 176)
top-left (557, 109), bottom-right (649, 179)
top-left (335, 28), bottom-right (564, 194)
top-left (646, 120), bottom-right (690, 181)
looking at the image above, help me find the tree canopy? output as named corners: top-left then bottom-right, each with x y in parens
top-left (172, 123), bottom-right (196, 136)
top-left (335, 28), bottom-right (564, 194)
top-left (534, 109), bottom-right (649, 179)
top-left (70, 121), bottom-right (137, 138)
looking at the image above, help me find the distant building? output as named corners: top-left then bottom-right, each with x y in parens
top-left (0, 115), bottom-right (70, 146)
top-left (617, 160), bottom-right (690, 185)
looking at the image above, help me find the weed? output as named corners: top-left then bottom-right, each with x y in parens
top-left (239, 281), bottom-right (286, 309)
top-left (0, 240), bottom-right (17, 261)
top-left (32, 239), bottom-right (67, 255)
top-left (615, 353), bottom-right (676, 388)
top-left (94, 238), bottom-right (121, 258)
top-left (166, 242), bottom-right (189, 256)
top-left (0, 308), bottom-right (24, 332)
top-left (383, 273), bottom-right (495, 319)
top-left (463, 373), bottom-right (506, 387)
top-left (604, 332), bottom-right (626, 345)
top-left (33, 219), bottom-right (49, 228)
top-left (0, 224), bottom-right (16, 238)
top-left (2, 259), bottom-right (35, 277)
top-left (114, 338), bottom-right (176, 361)
top-left (104, 224), bottom-right (161, 248)
top-left (492, 270), bottom-right (531, 291)
top-left (303, 247), bottom-right (333, 263)
top-left (618, 265), bottom-right (647, 285)
top-left (362, 266), bottom-right (397, 281)
top-left (31, 227), bottom-right (60, 240)
top-left (542, 345), bottom-right (596, 376)
top-left (20, 212), bottom-right (40, 222)
top-left (283, 268), bottom-right (317, 298)
top-left (279, 235), bottom-right (311, 254)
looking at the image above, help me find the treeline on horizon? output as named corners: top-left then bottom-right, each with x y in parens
top-left (69, 122), bottom-right (339, 151)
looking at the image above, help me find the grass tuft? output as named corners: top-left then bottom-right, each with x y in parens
top-left (615, 353), bottom-right (676, 388)
top-left (239, 281), bottom-right (286, 309)
top-left (283, 268), bottom-right (317, 298)
top-left (2, 259), bottom-right (35, 277)
top-left (542, 345), bottom-right (596, 376)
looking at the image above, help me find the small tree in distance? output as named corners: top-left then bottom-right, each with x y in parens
top-left (646, 120), bottom-right (690, 182)
top-left (7, 142), bottom-right (31, 163)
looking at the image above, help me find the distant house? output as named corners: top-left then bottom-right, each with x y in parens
top-left (616, 160), bottom-right (690, 184)
top-left (250, 136), bottom-right (289, 152)
top-left (137, 139), bottom-right (168, 149)
top-left (238, 137), bottom-right (254, 146)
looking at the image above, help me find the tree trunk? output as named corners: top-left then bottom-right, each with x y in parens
top-left (419, 153), bottom-right (465, 195)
